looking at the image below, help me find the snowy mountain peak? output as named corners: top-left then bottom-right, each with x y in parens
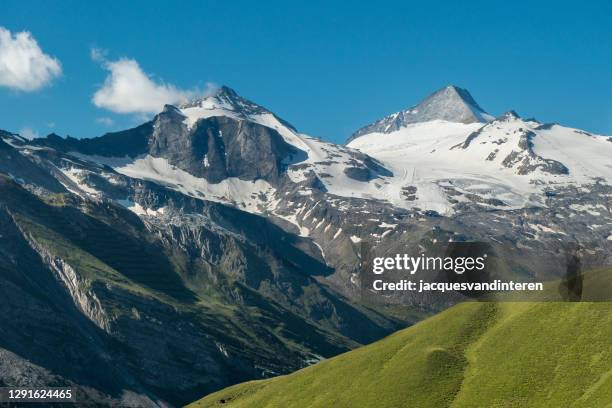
top-left (438, 85), bottom-right (487, 112)
top-left (499, 110), bottom-right (521, 121)
top-left (347, 85), bottom-right (494, 143)
top-left (181, 85), bottom-right (260, 113)
top-left (161, 104), bottom-right (184, 115)
top-left (216, 84), bottom-right (239, 98)
top-left (178, 85), bottom-right (297, 132)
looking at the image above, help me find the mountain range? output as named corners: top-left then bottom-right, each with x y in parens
top-left (0, 84), bottom-right (610, 406)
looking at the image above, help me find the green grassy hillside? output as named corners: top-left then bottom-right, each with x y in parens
top-left (189, 271), bottom-right (612, 408)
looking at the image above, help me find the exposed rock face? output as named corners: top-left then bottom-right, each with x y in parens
top-left (342, 151), bottom-right (393, 182)
top-left (348, 85), bottom-right (493, 142)
top-left (0, 132), bottom-right (67, 193)
top-left (456, 111), bottom-right (569, 176)
top-left (21, 231), bottom-right (112, 333)
top-left (34, 123), bottom-right (153, 158)
top-left (149, 107), bottom-right (305, 183)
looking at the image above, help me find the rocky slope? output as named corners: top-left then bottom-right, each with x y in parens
top-left (0, 140), bottom-right (397, 406)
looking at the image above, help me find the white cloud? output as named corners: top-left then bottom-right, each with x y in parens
top-left (96, 117), bottom-right (114, 126)
top-left (0, 27), bottom-right (62, 91)
top-left (92, 53), bottom-right (202, 115)
top-left (90, 47), bottom-right (107, 63)
top-left (19, 127), bottom-right (40, 140)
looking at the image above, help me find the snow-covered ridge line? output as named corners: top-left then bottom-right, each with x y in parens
top-left (348, 115), bottom-right (612, 213)
top-left (6, 84), bottom-right (610, 216)
top-left (68, 153), bottom-right (276, 215)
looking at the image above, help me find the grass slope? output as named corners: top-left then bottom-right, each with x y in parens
top-left (189, 277), bottom-right (612, 407)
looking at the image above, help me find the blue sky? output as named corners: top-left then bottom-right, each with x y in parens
top-left (1, 0), bottom-right (611, 143)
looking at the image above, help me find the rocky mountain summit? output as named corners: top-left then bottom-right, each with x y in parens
top-left (347, 85), bottom-right (494, 142)
top-left (0, 85), bottom-right (610, 406)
